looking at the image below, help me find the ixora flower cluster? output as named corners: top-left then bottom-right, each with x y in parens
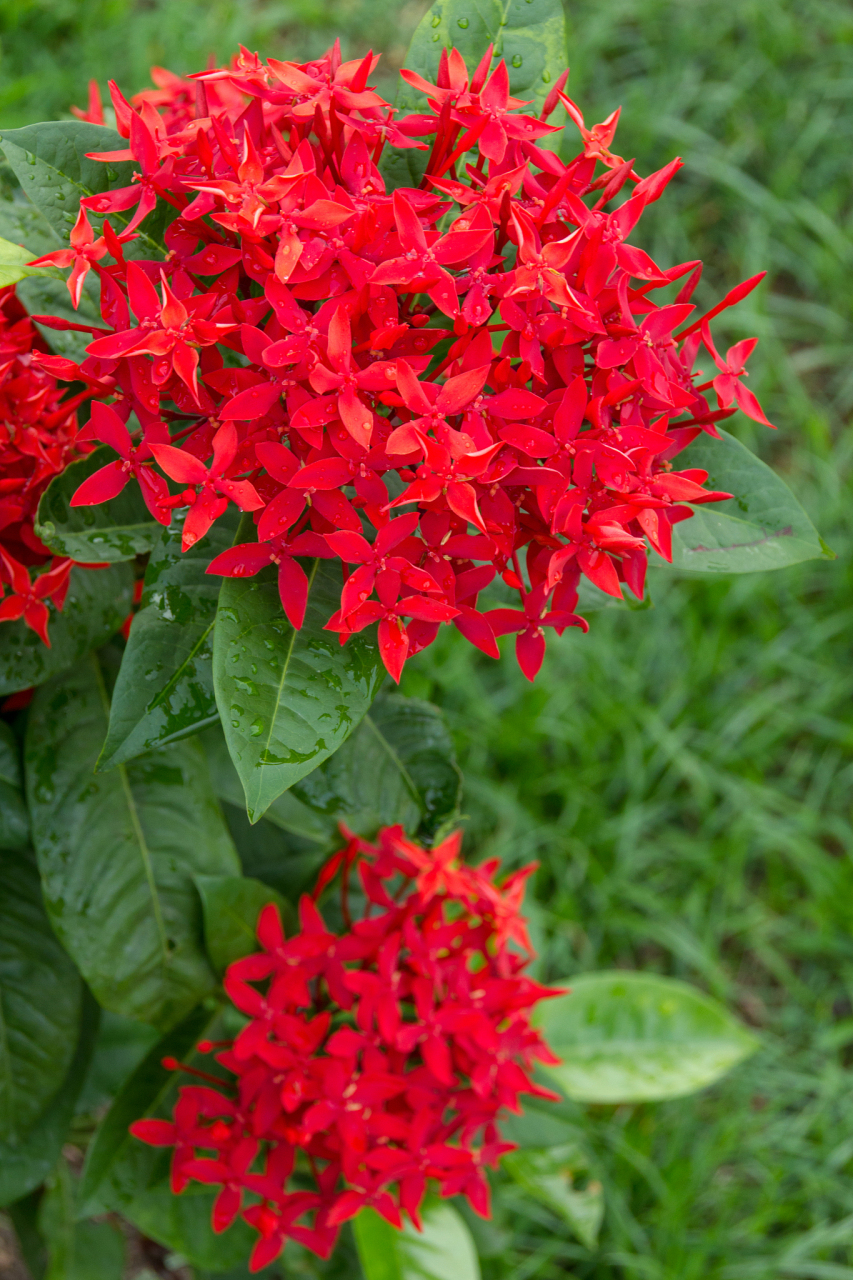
top-left (131, 825), bottom-right (559, 1270)
top-left (0, 286), bottom-right (86, 644)
top-left (32, 44), bottom-right (773, 679)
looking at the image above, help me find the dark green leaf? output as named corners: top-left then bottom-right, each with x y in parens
top-left (213, 555), bottom-right (383, 823)
top-left (35, 447), bottom-right (160, 563)
top-left (292, 691), bottom-right (462, 841)
top-left (0, 989), bottom-right (99, 1208)
top-left (0, 849), bottom-right (82, 1142)
top-left (535, 971), bottom-right (759, 1102)
top-left (79, 1004), bottom-right (212, 1216)
top-left (354, 1201), bottom-right (481, 1280)
top-left (655, 429), bottom-right (828, 573)
top-left (0, 121), bottom-right (165, 256)
top-left (0, 721), bottom-right (29, 848)
top-left (25, 653), bottom-right (240, 1027)
top-left (125, 1181), bottom-right (260, 1272)
top-left (383, 0), bottom-right (568, 189)
top-left (195, 874), bottom-right (291, 976)
top-left (219, 800), bottom-right (329, 904)
top-left (503, 1144), bottom-right (604, 1249)
top-left (38, 1156), bottom-right (125, 1280)
top-left (97, 509), bottom-right (240, 770)
top-left (7, 1189), bottom-right (47, 1280)
top-left (0, 563), bottom-right (133, 695)
top-left (74, 1011), bottom-right (159, 1115)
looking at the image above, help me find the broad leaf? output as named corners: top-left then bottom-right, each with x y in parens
top-left (536, 971), bottom-right (759, 1102)
top-left (195, 873), bottom-right (292, 976)
top-left (354, 1201), bottom-right (480, 1280)
top-left (213, 556), bottom-right (383, 823)
top-left (39, 1156), bottom-right (126, 1280)
top-left (0, 720), bottom-right (29, 848)
top-left (35, 447), bottom-right (159, 563)
top-left (25, 653), bottom-right (240, 1027)
top-left (0, 233), bottom-right (62, 287)
top-left (657, 429), bottom-right (828, 573)
top-left (0, 562), bottom-right (133, 695)
top-left (0, 989), bottom-right (99, 1208)
top-left (503, 1144), bottom-right (604, 1249)
top-left (0, 849), bottom-right (82, 1143)
top-left (384, 0), bottom-right (568, 188)
top-left (97, 509), bottom-right (239, 770)
top-left (292, 691), bottom-right (462, 841)
top-left (0, 121), bottom-right (165, 256)
top-left (79, 1004), bottom-right (212, 1216)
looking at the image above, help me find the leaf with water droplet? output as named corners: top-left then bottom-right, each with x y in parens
top-left (35, 446), bottom-right (160, 563)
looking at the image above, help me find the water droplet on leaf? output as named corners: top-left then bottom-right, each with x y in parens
top-left (457, 17), bottom-right (469, 27)
top-left (511, 54), bottom-right (523, 67)
top-left (431, 13), bottom-right (441, 25)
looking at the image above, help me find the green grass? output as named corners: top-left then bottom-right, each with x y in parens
top-left (3, 0), bottom-right (853, 1275)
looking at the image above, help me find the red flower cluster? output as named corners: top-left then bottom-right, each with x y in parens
top-left (0, 287), bottom-right (84, 644)
top-left (40, 43), bottom-right (773, 680)
top-left (131, 825), bottom-right (559, 1271)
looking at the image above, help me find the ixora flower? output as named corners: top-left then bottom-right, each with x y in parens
top-left (0, 286), bottom-right (87, 645)
top-left (131, 825), bottom-right (561, 1271)
top-left (37, 42), bottom-right (774, 679)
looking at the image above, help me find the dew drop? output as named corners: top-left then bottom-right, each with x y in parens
top-left (457, 16), bottom-right (469, 27)
top-left (25, 152), bottom-right (35, 166)
top-left (511, 54), bottom-right (523, 67)
top-left (432, 32), bottom-right (440, 40)
top-left (542, 70), bottom-right (551, 82)
top-left (250, 717), bottom-right (265, 737)
top-left (431, 13), bottom-right (441, 25)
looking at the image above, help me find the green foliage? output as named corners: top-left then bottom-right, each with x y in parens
top-left (537, 971), bottom-right (758, 1102)
top-left (195, 873), bottom-right (291, 975)
top-left (97, 508), bottom-right (240, 770)
top-left (354, 1202), bottom-right (481, 1280)
top-left (0, 232), bottom-right (61, 286)
top-left (502, 1144), bottom-right (604, 1249)
top-left (213, 555), bottom-right (384, 822)
top-left (35, 447), bottom-right (162, 564)
top-left (0, 563), bottom-right (133, 695)
top-left (38, 1156), bottom-right (126, 1280)
top-left (0, 720), bottom-right (29, 848)
top-left (25, 653), bottom-right (240, 1027)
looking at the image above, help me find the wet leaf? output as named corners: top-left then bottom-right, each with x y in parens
top-left (35, 446), bottom-right (160, 563)
top-left (657, 429), bottom-right (827, 573)
top-left (195, 873), bottom-right (292, 976)
top-left (25, 652), bottom-right (240, 1028)
top-left (97, 509), bottom-right (239, 770)
top-left (39, 1155), bottom-right (126, 1280)
top-left (536, 971), bottom-right (759, 1102)
top-left (0, 849), bottom-right (82, 1143)
top-left (213, 553), bottom-right (383, 823)
top-left (503, 1144), bottom-right (604, 1249)
top-left (354, 1201), bottom-right (481, 1280)
top-left (0, 720), bottom-right (29, 848)
top-left (0, 562), bottom-right (133, 695)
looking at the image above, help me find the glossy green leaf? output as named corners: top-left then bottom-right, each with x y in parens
top-left (213, 555), bottom-right (383, 823)
top-left (0, 849), bottom-right (82, 1143)
top-left (195, 873), bottom-right (291, 976)
top-left (0, 562), bottom-right (133, 695)
top-left (292, 691), bottom-right (462, 841)
top-left (0, 989), bottom-right (99, 1208)
top-left (536, 971), bottom-right (759, 1102)
top-left (0, 721), bottom-right (29, 848)
top-left (74, 1010), bottom-right (159, 1115)
top-left (354, 1201), bottom-right (480, 1280)
top-left (384, 0), bottom-right (568, 188)
top-left (35, 447), bottom-right (160, 563)
top-left (25, 653), bottom-right (240, 1028)
top-left (0, 233), bottom-right (62, 287)
top-left (655, 429), bottom-right (828, 573)
top-left (503, 1144), bottom-right (604, 1249)
top-left (39, 1156), bottom-right (125, 1280)
top-left (97, 509), bottom-right (239, 771)
top-left (79, 1004), bottom-right (212, 1217)
top-left (0, 121), bottom-right (165, 256)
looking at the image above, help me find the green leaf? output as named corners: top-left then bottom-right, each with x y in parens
top-left (0, 989), bottom-right (99, 1208)
top-left (0, 233), bottom-right (62, 287)
top-left (79, 1004), bottom-right (212, 1216)
top-left (535, 970), bottom-right (759, 1103)
top-left (195, 874), bottom-right (291, 976)
top-left (292, 691), bottom-right (462, 841)
top-left (35, 447), bottom-right (160, 563)
top-left (383, 0), bottom-right (568, 188)
top-left (25, 653), bottom-right (241, 1028)
top-left (213, 555), bottom-right (383, 823)
top-left (655, 429), bottom-right (828, 573)
top-left (0, 121), bottom-right (165, 256)
top-left (503, 1144), bottom-right (604, 1249)
top-left (74, 1010), bottom-right (159, 1115)
top-left (0, 721), bottom-right (29, 848)
top-left (354, 1201), bottom-right (481, 1280)
top-left (7, 1189), bottom-right (48, 1280)
top-left (97, 509), bottom-right (240, 771)
top-left (0, 849), bottom-right (82, 1143)
top-left (0, 562), bottom-right (133, 695)
top-left (39, 1156), bottom-right (125, 1280)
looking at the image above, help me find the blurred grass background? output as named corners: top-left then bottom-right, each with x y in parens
top-left (3, 0), bottom-right (853, 1275)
